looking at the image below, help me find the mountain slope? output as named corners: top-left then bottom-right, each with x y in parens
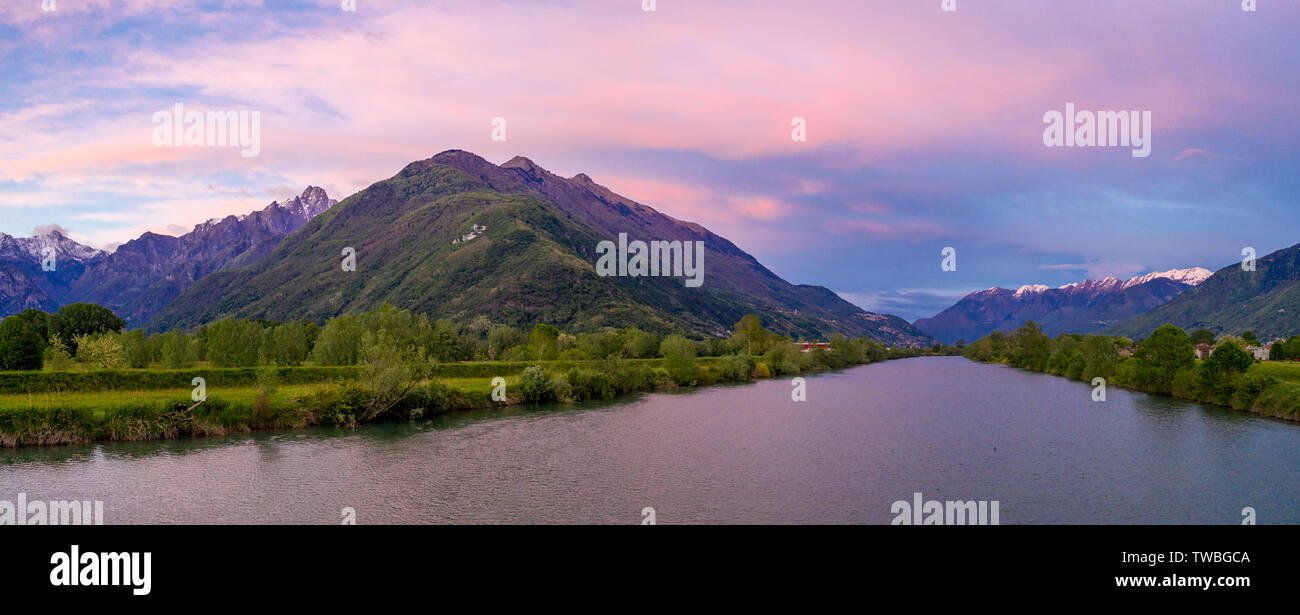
top-left (149, 151), bottom-right (933, 344)
top-left (915, 268), bottom-right (1211, 343)
top-left (1105, 245), bottom-right (1300, 340)
top-left (65, 187), bottom-right (336, 327)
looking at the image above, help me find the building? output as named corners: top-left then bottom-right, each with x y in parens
top-left (1194, 343), bottom-right (1213, 360)
top-left (1247, 345), bottom-right (1272, 361)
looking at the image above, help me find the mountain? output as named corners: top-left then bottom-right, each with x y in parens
top-left (67, 187), bottom-right (335, 326)
top-left (0, 230), bottom-right (106, 315)
top-left (149, 150), bottom-right (934, 345)
top-left (914, 268), bottom-right (1212, 343)
top-left (1105, 244), bottom-right (1300, 341)
top-left (0, 187), bottom-right (336, 326)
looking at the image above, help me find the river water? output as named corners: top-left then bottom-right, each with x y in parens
top-left (2, 356), bottom-right (1296, 524)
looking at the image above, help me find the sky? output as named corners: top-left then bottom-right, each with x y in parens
top-left (1, 0), bottom-right (1297, 321)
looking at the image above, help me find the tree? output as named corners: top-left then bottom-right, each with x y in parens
top-left (75, 333), bottom-right (125, 369)
top-left (0, 315), bottom-right (44, 370)
top-left (732, 314), bottom-right (776, 355)
top-left (50, 303), bottom-right (125, 352)
top-left (262, 322), bottom-right (308, 366)
top-left (1135, 325), bottom-right (1196, 393)
top-left (1270, 336), bottom-right (1300, 361)
top-left (357, 328), bottom-right (434, 421)
top-left (658, 334), bottom-right (697, 360)
top-left (312, 314), bottom-right (364, 365)
top-left (528, 323), bottom-right (560, 360)
top-left (622, 328), bottom-right (660, 359)
top-left (1241, 331), bottom-right (1259, 346)
top-left (1010, 321), bottom-right (1050, 370)
top-left (203, 319), bottom-right (263, 367)
top-left (1205, 341), bottom-right (1254, 374)
top-left (1189, 328), bottom-right (1216, 346)
top-left (486, 325), bottom-right (525, 361)
top-left (1201, 341), bottom-right (1255, 403)
top-left (1081, 335), bottom-right (1119, 381)
top-left (121, 329), bottom-right (153, 368)
top-left (14, 309), bottom-right (50, 351)
top-left (47, 335), bottom-right (73, 369)
top-left (160, 331), bottom-right (197, 369)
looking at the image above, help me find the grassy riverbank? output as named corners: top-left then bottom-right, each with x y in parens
top-left (962, 323), bottom-right (1300, 422)
top-left (0, 347), bottom-right (953, 447)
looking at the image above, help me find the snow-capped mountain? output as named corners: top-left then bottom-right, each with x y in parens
top-left (0, 187), bottom-right (337, 324)
top-left (914, 268), bottom-right (1212, 344)
top-left (1120, 267), bottom-right (1213, 289)
top-left (0, 230), bottom-right (107, 315)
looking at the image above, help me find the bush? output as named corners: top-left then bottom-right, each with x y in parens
top-left (663, 356), bottom-right (699, 386)
top-left (301, 381), bottom-right (371, 426)
top-left (717, 354), bottom-right (755, 381)
top-left (399, 381), bottom-right (452, 418)
top-left (520, 365), bottom-right (550, 403)
top-left (47, 335), bottom-right (73, 369)
top-left (565, 368), bottom-right (616, 401)
top-left (1229, 373), bottom-right (1273, 411)
top-left (547, 376), bottom-right (573, 403)
top-left (763, 344), bottom-right (802, 376)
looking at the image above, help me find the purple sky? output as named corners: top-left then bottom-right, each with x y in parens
top-left (1, 0), bottom-right (1297, 320)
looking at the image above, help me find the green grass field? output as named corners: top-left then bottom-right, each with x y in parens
top-left (1251, 360), bottom-right (1300, 384)
top-left (0, 377), bottom-right (519, 414)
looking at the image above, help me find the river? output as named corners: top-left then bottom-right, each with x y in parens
top-left (2, 356), bottom-right (1297, 524)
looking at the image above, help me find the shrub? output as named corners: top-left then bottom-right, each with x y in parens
top-left (47, 335), bottom-right (73, 370)
top-left (301, 381), bottom-right (371, 427)
top-left (399, 381), bottom-right (452, 418)
top-left (1229, 373), bottom-right (1273, 411)
top-left (520, 365), bottom-right (550, 403)
top-left (547, 376), bottom-right (573, 403)
top-left (763, 344), bottom-right (802, 376)
top-left (717, 354), bottom-right (755, 381)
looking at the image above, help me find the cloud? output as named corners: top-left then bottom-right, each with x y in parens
top-left (1172, 148), bottom-right (1247, 163)
top-left (32, 222), bottom-right (70, 236)
top-left (0, 0), bottom-right (1297, 304)
top-left (1035, 261), bottom-right (1148, 281)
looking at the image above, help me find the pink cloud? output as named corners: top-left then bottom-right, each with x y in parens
top-left (2, 0), bottom-right (1295, 245)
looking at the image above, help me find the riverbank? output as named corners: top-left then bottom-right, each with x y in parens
top-left (962, 355), bottom-right (1300, 422)
top-left (0, 348), bottom-right (952, 447)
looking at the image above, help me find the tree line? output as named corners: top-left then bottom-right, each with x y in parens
top-left (963, 322), bottom-right (1275, 410)
top-left (0, 302), bottom-right (919, 372)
